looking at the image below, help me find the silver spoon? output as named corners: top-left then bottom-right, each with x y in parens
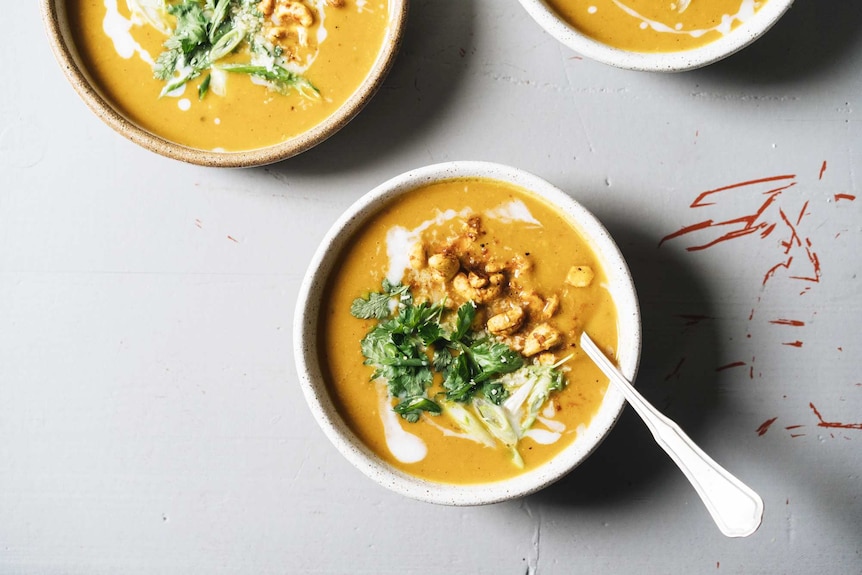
top-left (580, 332), bottom-right (764, 538)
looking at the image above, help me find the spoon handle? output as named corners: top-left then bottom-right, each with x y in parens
top-left (580, 332), bottom-right (764, 538)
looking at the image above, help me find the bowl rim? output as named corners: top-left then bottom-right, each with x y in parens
top-left (516, 0), bottom-right (795, 72)
top-left (38, 0), bottom-right (409, 167)
top-left (293, 161), bottom-right (642, 505)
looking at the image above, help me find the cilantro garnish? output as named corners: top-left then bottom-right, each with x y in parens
top-left (148, 0), bottom-right (319, 100)
top-left (351, 282), bottom-right (526, 421)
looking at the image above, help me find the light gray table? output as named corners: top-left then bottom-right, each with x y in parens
top-left (2, 1), bottom-right (860, 573)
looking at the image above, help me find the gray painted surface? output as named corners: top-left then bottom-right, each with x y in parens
top-left (2, 1), bottom-right (860, 573)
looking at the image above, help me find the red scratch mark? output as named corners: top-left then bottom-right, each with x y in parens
top-left (834, 193), bottom-right (856, 202)
top-left (810, 403), bottom-right (862, 430)
top-left (716, 361), bottom-right (747, 372)
top-left (785, 425), bottom-right (804, 430)
top-left (791, 433), bottom-right (806, 438)
top-left (664, 358), bottom-right (686, 381)
top-left (770, 319), bottom-right (805, 327)
top-left (227, 235), bottom-right (239, 243)
top-left (783, 341), bottom-right (804, 348)
top-left (818, 160), bottom-right (827, 180)
top-left (756, 417), bottom-right (778, 436)
top-left (195, 219), bottom-right (203, 229)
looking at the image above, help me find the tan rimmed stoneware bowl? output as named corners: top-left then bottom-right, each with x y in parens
top-left (517, 0), bottom-right (794, 72)
top-left (39, 0), bottom-right (408, 167)
top-left (293, 161), bottom-right (642, 505)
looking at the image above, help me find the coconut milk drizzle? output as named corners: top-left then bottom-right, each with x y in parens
top-left (102, 0), bottom-right (155, 64)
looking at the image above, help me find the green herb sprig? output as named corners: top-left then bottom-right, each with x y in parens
top-left (351, 281), bottom-right (527, 422)
top-left (150, 0), bottom-right (319, 100)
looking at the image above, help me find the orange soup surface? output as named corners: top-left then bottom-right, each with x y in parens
top-left (546, 0), bottom-right (767, 52)
top-left (68, 0), bottom-right (390, 151)
top-left (320, 178), bottom-right (620, 484)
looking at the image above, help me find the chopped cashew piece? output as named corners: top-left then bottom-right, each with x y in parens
top-left (523, 323), bottom-right (562, 357)
top-left (408, 242), bottom-right (426, 270)
top-left (541, 294), bottom-right (559, 319)
top-left (428, 252), bottom-right (459, 279)
top-left (565, 265), bottom-right (594, 287)
top-left (468, 272), bottom-right (488, 289)
top-left (487, 307), bottom-right (525, 336)
top-left (273, 1), bottom-right (314, 27)
top-left (259, 0), bottom-right (276, 16)
top-left (452, 273), bottom-right (478, 301)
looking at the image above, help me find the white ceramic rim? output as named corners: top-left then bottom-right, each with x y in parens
top-left (39, 0), bottom-right (408, 167)
top-left (293, 161), bottom-right (642, 505)
top-left (516, 0), bottom-right (795, 72)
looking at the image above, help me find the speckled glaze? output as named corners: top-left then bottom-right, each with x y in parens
top-left (517, 0), bottom-right (794, 72)
top-left (293, 161), bottom-right (642, 505)
top-left (39, 0), bottom-right (408, 167)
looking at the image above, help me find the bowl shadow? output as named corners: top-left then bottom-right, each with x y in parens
top-left (692, 0), bottom-right (862, 85)
top-left (529, 211), bottom-right (724, 507)
top-left (260, 0), bottom-right (477, 175)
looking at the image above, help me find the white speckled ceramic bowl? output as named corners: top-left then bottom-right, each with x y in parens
top-left (39, 0), bottom-right (407, 167)
top-left (294, 161), bottom-right (641, 505)
top-left (517, 0), bottom-right (794, 72)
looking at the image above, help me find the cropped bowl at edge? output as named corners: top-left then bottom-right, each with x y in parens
top-left (516, 0), bottom-right (795, 72)
top-left (39, 0), bottom-right (408, 167)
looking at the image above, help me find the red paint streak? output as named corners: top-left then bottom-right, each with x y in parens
top-left (716, 361), bottom-right (747, 371)
top-left (763, 256), bottom-right (793, 286)
top-left (194, 219), bottom-right (203, 229)
top-left (665, 358), bottom-right (686, 381)
top-left (770, 318), bottom-right (805, 327)
top-left (783, 341), bottom-right (804, 348)
top-left (834, 193), bottom-right (856, 202)
top-left (661, 169), bottom-right (822, 289)
top-left (791, 433), bottom-right (806, 438)
top-left (818, 160), bottom-right (827, 179)
top-left (785, 425), bottom-right (804, 430)
top-left (658, 176), bottom-right (795, 249)
top-left (810, 402), bottom-right (862, 430)
top-left (227, 235), bottom-right (239, 243)
top-left (756, 417), bottom-right (778, 436)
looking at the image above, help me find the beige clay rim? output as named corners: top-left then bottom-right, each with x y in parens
top-left (39, 0), bottom-right (409, 167)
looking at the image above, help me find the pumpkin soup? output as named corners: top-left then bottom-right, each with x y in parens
top-left (67, 0), bottom-right (391, 151)
top-left (320, 178), bottom-right (620, 484)
top-left (546, 0), bottom-right (767, 52)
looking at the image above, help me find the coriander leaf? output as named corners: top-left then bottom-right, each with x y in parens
top-left (432, 348), bottom-right (453, 372)
top-left (350, 282), bottom-right (409, 320)
top-left (452, 301), bottom-right (476, 341)
top-left (467, 339), bottom-right (524, 383)
top-left (442, 354), bottom-right (474, 402)
top-left (482, 382), bottom-right (509, 406)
